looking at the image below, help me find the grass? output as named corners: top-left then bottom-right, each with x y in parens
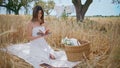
top-left (0, 15), bottom-right (120, 68)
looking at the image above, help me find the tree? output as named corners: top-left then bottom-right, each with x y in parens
top-left (35, 0), bottom-right (55, 15)
top-left (72, 0), bottom-right (93, 22)
top-left (72, 0), bottom-right (120, 22)
top-left (0, 0), bottom-right (34, 15)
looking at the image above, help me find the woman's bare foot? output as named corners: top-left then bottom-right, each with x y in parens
top-left (50, 54), bottom-right (55, 60)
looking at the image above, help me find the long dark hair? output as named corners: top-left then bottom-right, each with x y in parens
top-left (31, 5), bottom-right (44, 25)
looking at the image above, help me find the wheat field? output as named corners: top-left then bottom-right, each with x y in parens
top-left (0, 15), bottom-right (120, 68)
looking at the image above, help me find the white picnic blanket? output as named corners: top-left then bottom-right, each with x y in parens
top-left (4, 43), bottom-right (80, 68)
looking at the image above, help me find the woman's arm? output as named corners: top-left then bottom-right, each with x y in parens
top-left (26, 22), bottom-right (43, 41)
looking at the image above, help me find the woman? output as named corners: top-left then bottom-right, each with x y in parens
top-left (27, 5), bottom-right (55, 60)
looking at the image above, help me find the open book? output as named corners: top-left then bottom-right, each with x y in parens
top-left (37, 29), bottom-right (51, 36)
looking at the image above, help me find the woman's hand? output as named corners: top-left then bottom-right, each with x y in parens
top-left (45, 29), bottom-right (51, 35)
top-left (45, 29), bottom-right (49, 34)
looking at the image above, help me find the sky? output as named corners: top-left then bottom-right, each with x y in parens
top-left (53, 0), bottom-right (120, 16)
top-left (0, 0), bottom-right (120, 16)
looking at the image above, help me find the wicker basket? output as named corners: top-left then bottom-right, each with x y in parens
top-left (64, 40), bottom-right (90, 62)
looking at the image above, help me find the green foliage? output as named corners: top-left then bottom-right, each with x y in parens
top-left (61, 10), bottom-right (68, 19)
top-left (0, 0), bottom-right (36, 14)
top-left (0, 0), bottom-right (2, 4)
top-left (35, 0), bottom-right (55, 15)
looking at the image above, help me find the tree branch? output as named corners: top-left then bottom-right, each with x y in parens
top-left (82, 0), bottom-right (93, 15)
top-left (0, 4), bottom-right (7, 8)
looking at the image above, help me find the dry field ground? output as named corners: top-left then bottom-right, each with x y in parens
top-left (0, 15), bottom-right (120, 68)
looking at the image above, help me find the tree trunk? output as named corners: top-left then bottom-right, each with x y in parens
top-left (72, 0), bottom-right (93, 22)
top-left (13, 5), bottom-right (21, 15)
top-left (14, 10), bottom-right (19, 15)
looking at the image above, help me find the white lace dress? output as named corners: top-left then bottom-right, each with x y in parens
top-left (6, 26), bottom-right (79, 68)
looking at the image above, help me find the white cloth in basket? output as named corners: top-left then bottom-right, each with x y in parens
top-left (61, 37), bottom-right (81, 46)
